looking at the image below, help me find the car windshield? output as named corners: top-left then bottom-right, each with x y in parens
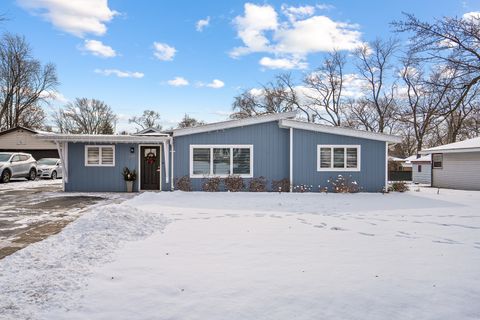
top-left (37, 158), bottom-right (58, 165)
top-left (0, 154), bottom-right (12, 162)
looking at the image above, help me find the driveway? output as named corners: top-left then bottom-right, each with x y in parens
top-left (0, 179), bottom-right (132, 259)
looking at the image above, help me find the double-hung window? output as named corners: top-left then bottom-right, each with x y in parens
top-left (317, 145), bottom-right (360, 171)
top-left (432, 154), bottom-right (443, 168)
top-left (190, 145), bottom-right (253, 178)
top-left (85, 145), bottom-right (115, 166)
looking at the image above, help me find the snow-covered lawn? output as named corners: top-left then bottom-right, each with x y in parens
top-left (1, 189), bottom-right (480, 319)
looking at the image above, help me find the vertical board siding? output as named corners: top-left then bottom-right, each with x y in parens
top-left (292, 128), bottom-right (386, 192)
top-left (173, 121), bottom-right (290, 191)
top-left (66, 143), bottom-right (139, 192)
top-left (432, 152), bottom-right (480, 190)
top-left (412, 163), bottom-right (432, 184)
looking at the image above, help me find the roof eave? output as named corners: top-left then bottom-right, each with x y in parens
top-left (420, 147), bottom-right (480, 154)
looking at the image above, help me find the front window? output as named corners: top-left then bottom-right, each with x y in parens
top-left (85, 145), bottom-right (115, 166)
top-left (37, 158), bottom-right (58, 166)
top-left (0, 153), bottom-right (12, 162)
top-left (190, 145), bottom-right (253, 177)
top-left (432, 154), bottom-right (443, 168)
top-left (317, 145), bottom-right (360, 171)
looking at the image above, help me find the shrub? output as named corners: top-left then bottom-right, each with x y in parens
top-left (202, 177), bottom-right (221, 192)
top-left (272, 178), bottom-right (290, 193)
top-left (175, 175), bottom-right (192, 191)
top-left (224, 175), bottom-right (244, 192)
top-left (122, 167), bottom-right (137, 181)
top-left (249, 176), bottom-right (267, 192)
top-left (391, 181), bottom-right (409, 192)
top-left (328, 175), bottom-right (360, 193)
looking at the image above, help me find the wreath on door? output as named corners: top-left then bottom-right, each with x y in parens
top-left (145, 152), bottom-right (157, 165)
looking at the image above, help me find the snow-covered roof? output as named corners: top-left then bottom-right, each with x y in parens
top-left (172, 111), bottom-right (297, 137)
top-left (389, 156), bottom-right (405, 162)
top-left (279, 119), bottom-right (402, 143)
top-left (36, 133), bottom-right (170, 144)
top-left (410, 154), bottom-right (432, 163)
top-left (134, 127), bottom-right (165, 135)
top-left (420, 137), bottom-right (480, 154)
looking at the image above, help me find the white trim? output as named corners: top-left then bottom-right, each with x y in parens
top-left (37, 134), bottom-right (169, 144)
top-left (420, 147), bottom-right (480, 154)
top-left (138, 144), bottom-right (163, 191)
top-left (289, 127), bottom-right (293, 192)
top-left (173, 111), bottom-right (297, 137)
top-left (189, 144), bottom-right (254, 178)
top-left (84, 145), bottom-right (115, 167)
top-left (432, 153), bottom-right (443, 169)
top-left (385, 141), bottom-right (388, 190)
top-left (316, 145), bottom-right (361, 172)
top-left (279, 119), bottom-right (402, 143)
top-left (170, 138), bottom-right (174, 191)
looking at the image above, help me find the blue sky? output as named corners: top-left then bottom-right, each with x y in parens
top-left (2, 0), bottom-right (479, 131)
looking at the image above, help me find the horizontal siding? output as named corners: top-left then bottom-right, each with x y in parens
top-left (173, 121), bottom-right (289, 191)
top-left (432, 152), bottom-right (480, 190)
top-left (292, 128), bottom-right (386, 192)
top-left (66, 143), bottom-right (139, 192)
top-left (412, 163), bottom-right (431, 184)
top-left (0, 129), bottom-right (56, 150)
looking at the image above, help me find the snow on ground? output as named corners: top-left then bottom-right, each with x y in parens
top-left (1, 188), bottom-right (480, 319)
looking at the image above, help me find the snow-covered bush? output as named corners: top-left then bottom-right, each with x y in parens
top-left (202, 177), bottom-right (221, 192)
top-left (293, 184), bottom-right (313, 193)
top-left (328, 175), bottom-right (360, 193)
top-left (175, 175), bottom-right (192, 191)
top-left (249, 176), bottom-right (267, 192)
top-left (272, 178), bottom-right (290, 193)
top-left (224, 175), bottom-right (244, 192)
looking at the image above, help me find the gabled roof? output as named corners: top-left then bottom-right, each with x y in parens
top-left (36, 133), bottom-right (169, 144)
top-left (410, 154), bottom-right (431, 162)
top-left (172, 111), bottom-right (297, 137)
top-left (420, 137), bottom-right (480, 154)
top-left (134, 127), bottom-right (165, 135)
top-left (0, 126), bottom-right (38, 136)
top-left (279, 119), bottom-right (402, 143)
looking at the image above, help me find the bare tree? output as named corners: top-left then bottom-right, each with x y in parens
top-left (303, 51), bottom-right (346, 126)
top-left (0, 33), bottom-right (58, 130)
top-left (393, 13), bottom-right (480, 115)
top-left (129, 109), bottom-right (162, 131)
top-left (54, 98), bottom-right (117, 134)
top-left (177, 113), bottom-right (205, 128)
top-left (354, 38), bottom-right (399, 133)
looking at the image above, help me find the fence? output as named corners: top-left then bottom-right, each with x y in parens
top-left (388, 171), bottom-right (412, 181)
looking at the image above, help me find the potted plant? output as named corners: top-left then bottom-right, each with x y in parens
top-left (122, 167), bottom-right (137, 192)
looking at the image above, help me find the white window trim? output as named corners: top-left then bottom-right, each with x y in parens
top-left (189, 144), bottom-right (253, 178)
top-left (84, 145), bottom-right (115, 167)
top-left (317, 145), bottom-right (361, 172)
top-left (432, 153), bottom-right (443, 169)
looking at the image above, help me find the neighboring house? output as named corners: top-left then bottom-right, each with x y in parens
top-left (0, 127), bottom-right (58, 160)
top-left (411, 155), bottom-right (432, 184)
top-left (37, 112), bottom-right (401, 192)
top-left (421, 137), bottom-right (480, 190)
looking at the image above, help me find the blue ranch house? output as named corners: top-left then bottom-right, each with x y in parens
top-left (37, 112), bottom-right (401, 192)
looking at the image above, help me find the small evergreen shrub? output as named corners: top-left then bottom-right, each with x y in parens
top-left (175, 175), bottom-right (192, 191)
top-left (249, 176), bottom-right (267, 192)
top-left (272, 178), bottom-right (290, 193)
top-left (202, 177), bottom-right (221, 192)
top-left (328, 175), bottom-right (360, 193)
top-left (224, 175), bottom-right (244, 192)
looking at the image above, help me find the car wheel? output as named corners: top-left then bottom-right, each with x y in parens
top-left (27, 168), bottom-right (36, 180)
top-left (1, 170), bottom-right (11, 183)
top-left (51, 171), bottom-right (57, 180)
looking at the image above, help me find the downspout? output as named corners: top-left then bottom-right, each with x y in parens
top-left (170, 137), bottom-right (174, 191)
top-left (385, 141), bottom-right (388, 192)
top-left (55, 141), bottom-right (68, 191)
top-left (289, 127), bottom-right (293, 192)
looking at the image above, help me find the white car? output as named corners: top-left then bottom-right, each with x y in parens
top-left (36, 158), bottom-right (63, 179)
top-left (0, 152), bottom-right (37, 183)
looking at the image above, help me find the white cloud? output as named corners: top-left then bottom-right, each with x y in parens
top-left (281, 5), bottom-right (315, 23)
top-left (153, 42), bottom-right (176, 61)
top-left (196, 16), bottom-right (210, 32)
top-left (17, 0), bottom-right (118, 37)
top-left (230, 3), bottom-right (278, 57)
top-left (167, 77), bottom-right (189, 86)
top-left (82, 39), bottom-right (116, 57)
top-left (206, 79), bottom-right (225, 89)
top-left (230, 3), bottom-right (363, 69)
top-left (259, 56), bottom-right (307, 70)
top-left (463, 11), bottom-right (480, 22)
top-left (94, 69), bottom-right (144, 78)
